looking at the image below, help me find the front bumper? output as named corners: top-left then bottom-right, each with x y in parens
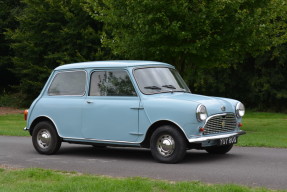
top-left (188, 130), bottom-right (246, 143)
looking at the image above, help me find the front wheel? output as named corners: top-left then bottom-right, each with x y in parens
top-left (150, 125), bottom-right (186, 163)
top-left (205, 144), bottom-right (233, 154)
top-left (32, 121), bottom-right (61, 155)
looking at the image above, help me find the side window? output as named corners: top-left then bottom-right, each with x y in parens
top-left (48, 71), bottom-right (86, 96)
top-left (89, 70), bottom-right (137, 96)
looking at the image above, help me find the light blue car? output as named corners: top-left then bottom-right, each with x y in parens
top-left (24, 60), bottom-right (245, 163)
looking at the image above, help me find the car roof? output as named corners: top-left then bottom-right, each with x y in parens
top-left (55, 60), bottom-right (173, 70)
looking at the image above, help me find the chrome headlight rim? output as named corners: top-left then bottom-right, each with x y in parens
top-left (235, 102), bottom-right (245, 117)
top-left (196, 104), bottom-right (208, 121)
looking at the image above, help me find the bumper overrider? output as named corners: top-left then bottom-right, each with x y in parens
top-left (188, 130), bottom-right (246, 143)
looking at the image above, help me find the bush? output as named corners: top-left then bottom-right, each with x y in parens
top-left (0, 92), bottom-right (25, 108)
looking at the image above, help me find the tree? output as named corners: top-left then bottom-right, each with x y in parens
top-left (86, 0), bottom-right (287, 83)
top-left (247, 45), bottom-right (287, 111)
top-left (6, 0), bottom-right (108, 104)
top-left (0, 0), bottom-right (21, 92)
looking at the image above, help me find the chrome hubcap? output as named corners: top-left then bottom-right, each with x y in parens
top-left (37, 129), bottom-right (51, 149)
top-left (157, 135), bottom-right (175, 157)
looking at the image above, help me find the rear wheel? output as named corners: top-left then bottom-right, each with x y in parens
top-left (32, 121), bottom-right (61, 154)
top-left (150, 125), bottom-right (186, 163)
top-left (205, 144), bottom-right (233, 154)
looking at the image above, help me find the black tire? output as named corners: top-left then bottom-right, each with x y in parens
top-left (150, 125), bottom-right (186, 163)
top-left (32, 121), bottom-right (61, 155)
top-left (205, 144), bottom-right (233, 154)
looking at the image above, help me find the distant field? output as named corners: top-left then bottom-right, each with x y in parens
top-left (0, 168), bottom-right (282, 192)
top-left (0, 112), bottom-right (286, 148)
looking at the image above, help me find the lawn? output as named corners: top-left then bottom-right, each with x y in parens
top-left (0, 114), bottom-right (28, 136)
top-left (0, 167), bottom-right (284, 192)
top-left (0, 112), bottom-right (287, 148)
top-left (238, 112), bottom-right (287, 148)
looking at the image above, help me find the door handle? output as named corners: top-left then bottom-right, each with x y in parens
top-left (86, 100), bottom-right (93, 104)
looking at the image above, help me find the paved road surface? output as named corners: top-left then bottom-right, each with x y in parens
top-left (0, 136), bottom-right (286, 189)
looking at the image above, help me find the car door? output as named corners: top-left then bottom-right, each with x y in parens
top-left (82, 69), bottom-right (140, 142)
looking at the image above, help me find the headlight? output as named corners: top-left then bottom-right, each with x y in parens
top-left (236, 102), bottom-right (245, 117)
top-left (196, 104), bottom-right (207, 121)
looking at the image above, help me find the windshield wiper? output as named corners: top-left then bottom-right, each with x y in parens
top-left (144, 86), bottom-right (161, 90)
top-left (162, 84), bottom-right (176, 89)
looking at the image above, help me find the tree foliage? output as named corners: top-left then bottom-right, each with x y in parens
top-left (6, 0), bottom-right (107, 103)
top-left (247, 46), bottom-right (287, 111)
top-left (190, 48), bottom-right (287, 112)
top-left (0, 0), bottom-right (21, 92)
top-left (1, 0), bottom-right (287, 111)
top-left (85, 0), bottom-right (287, 111)
top-left (87, 0), bottom-right (287, 77)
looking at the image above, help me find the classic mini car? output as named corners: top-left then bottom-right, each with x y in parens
top-left (24, 60), bottom-right (245, 163)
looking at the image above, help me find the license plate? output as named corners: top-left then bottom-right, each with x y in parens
top-left (219, 136), bottom-right (237, 146)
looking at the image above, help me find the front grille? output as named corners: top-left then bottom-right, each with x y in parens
top-left (203, 113), bottom-right (237, 135)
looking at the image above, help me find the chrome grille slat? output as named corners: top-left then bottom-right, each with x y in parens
top-left (203, 114), bottom-right (237, 135)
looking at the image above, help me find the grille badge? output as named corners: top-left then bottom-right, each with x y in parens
top-left (221, 106), bottom-right (226, 111)
top-left (221, 120), bottom-right (226, 128)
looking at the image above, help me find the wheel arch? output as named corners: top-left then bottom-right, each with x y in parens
top-left (29, 116), bottom-right (59, 136)
top-left (140, 120), bottom-right (189, 148)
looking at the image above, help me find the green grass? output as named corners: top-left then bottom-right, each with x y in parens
top-left (0, 114), bottom-right (28, 136)
top-left (0, 168), bottom-right (285, 192)
top-left (0, 112), bottom-right (287, 148)
top-left (237, 112), bottom-right (287, 148)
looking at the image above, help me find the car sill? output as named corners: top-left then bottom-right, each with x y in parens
top-left (62, 137), bottom-right (141, 146)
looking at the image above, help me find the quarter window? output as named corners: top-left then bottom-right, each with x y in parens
top-left (89, 70), bottom-right (136, 96)
top-left (48, 71), bottom-right (86, 96)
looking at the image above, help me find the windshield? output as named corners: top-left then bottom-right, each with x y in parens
top-left (133, 67), bottom-right (191, 95)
